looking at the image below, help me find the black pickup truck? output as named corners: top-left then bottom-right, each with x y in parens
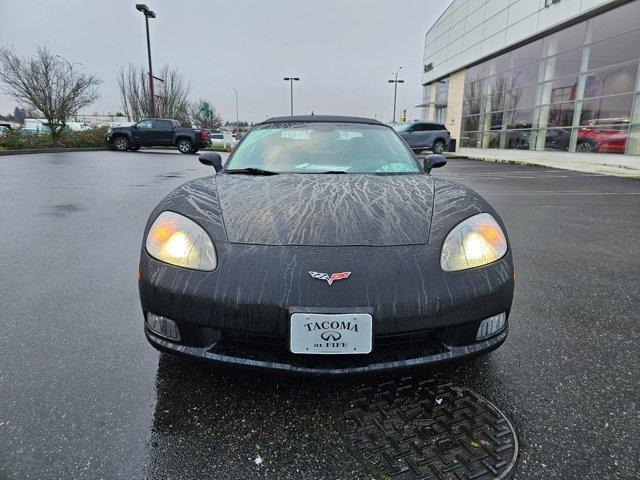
top-left (106, 118), bottom-right (211, 154)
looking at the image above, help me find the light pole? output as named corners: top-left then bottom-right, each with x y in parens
top-left (283, 77), bottom-right (300, 116)
top-left (233, 88), bottom-right (239, 126)
top-left (388, 66), bottom-right (404, 123)
top-left (136, 4), bottom-right (157, 117)
top-left (55, 55), bottom-right (83, 69)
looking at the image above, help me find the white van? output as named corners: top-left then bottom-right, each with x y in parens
top-left (22, 119), bottom-right (51, 134)
top-left (209, 131), bottom-right (236, 149)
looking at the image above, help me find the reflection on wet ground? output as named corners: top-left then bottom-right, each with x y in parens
top-left (147, 353), bottom-right (514, 479)
top-left (148, 354), bottom-right (363, 479)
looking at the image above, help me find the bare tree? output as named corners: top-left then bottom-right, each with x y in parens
top-left (189, 99), bottom-right (223, 130)
top-left (0, 45), bottom-right (101, 145)
top-left (117, 64), bottom-right (191, 125)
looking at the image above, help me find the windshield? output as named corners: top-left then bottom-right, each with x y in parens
top-left (226, 122), bottom-right (419, 174)
top-left (391, 122), bottom-right (412, 133)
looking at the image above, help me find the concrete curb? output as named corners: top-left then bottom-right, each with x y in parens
top-left (0, 147), bottom-right (108, 156)
top-left (446, 152), bottom-right (640, 179)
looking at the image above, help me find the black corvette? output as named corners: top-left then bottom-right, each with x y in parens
top-left (138, 115), bottom-right (514, 374)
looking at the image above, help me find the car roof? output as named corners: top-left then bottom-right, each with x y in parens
top-left (139, 118), bottom-right (177, 122)
top-left (412, 120), bottom-right (445, 126)
top-left (259, 115), bottom-right (385, 126)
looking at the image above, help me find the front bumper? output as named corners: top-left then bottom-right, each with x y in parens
top-left (139, 240), bottom-right (514, 374)
top-left (145, 322), bottom-right (508, 375)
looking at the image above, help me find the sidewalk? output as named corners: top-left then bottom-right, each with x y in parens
top-left (450, 148), bottom-right (640, 179)
top-left (0, 147), bottom-right (107, 156)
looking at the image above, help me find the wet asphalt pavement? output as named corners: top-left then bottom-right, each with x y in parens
top-left (0, 149), bottom-right (638, 479)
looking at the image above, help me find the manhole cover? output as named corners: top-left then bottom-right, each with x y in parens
top-left (343, 377), bottom-right (518, 480)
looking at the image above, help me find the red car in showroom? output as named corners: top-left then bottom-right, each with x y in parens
top-left (576, 119), bottom-right (629, 154)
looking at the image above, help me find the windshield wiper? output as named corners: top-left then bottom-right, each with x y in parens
top-left (225, 167), bottom-right (279, 176)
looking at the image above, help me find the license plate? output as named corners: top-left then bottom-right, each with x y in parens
top-left (290, 313), bottom-right (372, 354)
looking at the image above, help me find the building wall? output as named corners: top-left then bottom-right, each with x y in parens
top-left (445, 69), bottom-right (467, 142)
top-left (456, 1), bottom-right (640, 156)
top-left (422, 0), bottom-right (618, 86)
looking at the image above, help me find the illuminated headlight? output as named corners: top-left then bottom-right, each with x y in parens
top-left (145, 211), bottom-right (217, 270)
top-left (476, 312), bottom-right (507, 340)
top-left (146, 312), bottom-right (181, 341)
top-left (441, 213), bottom-right (507, 272)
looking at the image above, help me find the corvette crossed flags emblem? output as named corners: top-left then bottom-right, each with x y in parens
top-left (309, 271), bottom-right (351, 285)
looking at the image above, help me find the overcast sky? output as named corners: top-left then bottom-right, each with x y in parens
top-left (0, 0), bottom-right (449, 123)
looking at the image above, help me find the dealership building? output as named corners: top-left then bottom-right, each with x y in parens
top-left (420, 0), bottom-right (640, 165)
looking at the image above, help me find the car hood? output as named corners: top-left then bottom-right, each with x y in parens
top-left (215, 173), bottom-right (434, 246)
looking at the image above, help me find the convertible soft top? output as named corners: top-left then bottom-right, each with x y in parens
top-left (259, 115), bottom-right (385, 125)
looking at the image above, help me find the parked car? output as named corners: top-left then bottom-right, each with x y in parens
top-left (105, 118), bottom-right (211, 154)
top-left (209, 131), bottom-right (236, 149)
top-left (393, 121), bottom-right (450, 154)
top-left (138, 115), bottom-right (514, 374)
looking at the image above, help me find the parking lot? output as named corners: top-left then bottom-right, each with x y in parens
top-left (0, 149), bottom-right (638, 479)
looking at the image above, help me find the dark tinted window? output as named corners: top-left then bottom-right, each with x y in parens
top-left (511, 62), bottom-right (540, 88)
top-left (588, 30), bottom-right (640, 70)
top-left (511, 39), bottom-right (542, 69)
top-left (543, 22), bottom-right (586, 55)
top-left (461, 115), bottom-right (480, 132)
top-left (487, 53), bottom-right (510, 75)
top-left (546, 102), bottom-right (575, 127)
top-left (551, 48), bottom-right (583, 78)
top-left (583, 63), bottom-right (638, 98)
top-left (589, 1), bottom-right (640, 43)
top-left (544, 77), bottom-right (579, 104)
top-left (507, 85), bottom-right (538, 109)
top-left (579, 94), bottom-right (633, 125)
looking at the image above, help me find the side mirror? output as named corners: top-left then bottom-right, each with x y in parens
top-left (424, 154), bottom-right (447, 173)
top-left (199, 152), bottom-right (223, 172)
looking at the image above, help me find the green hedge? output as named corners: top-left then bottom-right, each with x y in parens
top-left (202, 145), bottom-right (232, 153)
top-left (0, 127), bottom-right (108, 150)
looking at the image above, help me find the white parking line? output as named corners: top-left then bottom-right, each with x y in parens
top-left (481, 191), bottom-right (640, 195)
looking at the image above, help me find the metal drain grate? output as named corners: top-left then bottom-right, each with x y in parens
top-left (343, 377), bottom-right (518, 479)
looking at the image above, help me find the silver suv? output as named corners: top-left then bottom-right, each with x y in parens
top-left (393, 121), bottom-right (450, 154)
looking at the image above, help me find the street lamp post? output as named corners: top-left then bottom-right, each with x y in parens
top-left (388, 66), bottom-right (404, 123)
top-left (233, 88), bottom-right (239, 126)
top-left (283, 77), bottom-right (300, 116)
top-left (55, 55), bottom-right (83, 70)
top-left (136, 4), bottom-right (157, 117)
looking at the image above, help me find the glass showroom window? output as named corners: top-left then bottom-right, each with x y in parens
top-left (459, 1), bottom-right (640, 155)
top-left (434, 78), bottom-right (449, 124)
top-left (421, 84), bottom-right (432, 121)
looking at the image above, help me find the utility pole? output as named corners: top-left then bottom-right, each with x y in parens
top-left (233, 88), bottom-right (239, 126)
top-left (388, 66), bottom-right (404, 123)
top-left (283, 77), bottom-right (300, 116)
top-left (136, 4), bottom-right (157, 117)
